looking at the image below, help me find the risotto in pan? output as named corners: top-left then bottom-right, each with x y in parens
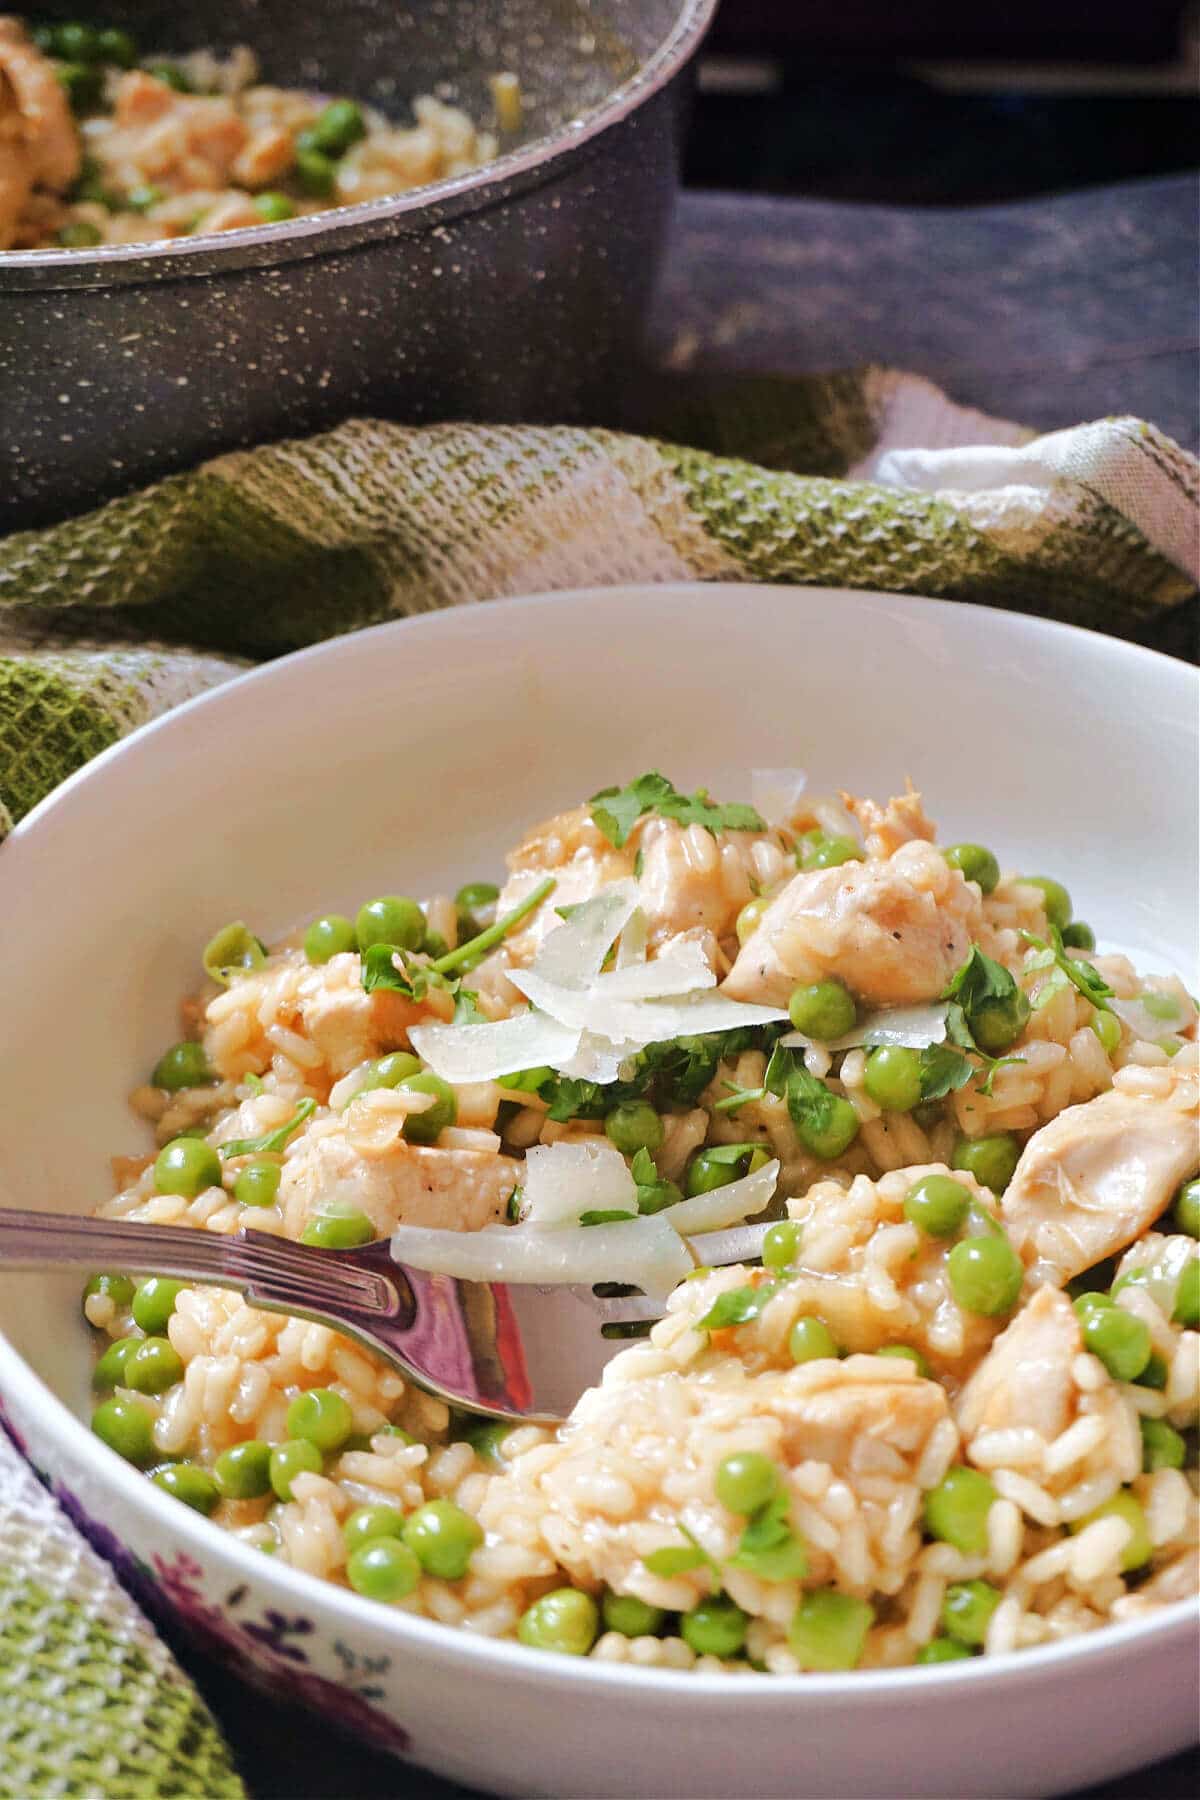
top-left (82, 771), bottom-right (1199, 1671)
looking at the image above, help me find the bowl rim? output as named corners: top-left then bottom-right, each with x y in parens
top-left (0, 582), bottom-right (1196, 1702)
top-left (0, 0), bottom-right (718, 290)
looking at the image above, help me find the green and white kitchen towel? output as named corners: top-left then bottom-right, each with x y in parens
top-left (0, 369), bottom-right (1196, 1799)
top-left (0, 367), bottom-right (1196, 840)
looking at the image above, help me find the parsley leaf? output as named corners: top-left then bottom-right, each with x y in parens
top-left (219, 1098), bottom-right (316, 1159)
top-left (590, 770), bottom-right (766, 848)
top-left (506, 1188), bottom-right (524, 1223)
top-left (698, 1282), bottom-right (779, 1331)
top-left (942, 944), bottom-right (1020, 1012)
top-left (642, 1542), bottom-right (708, 1576)
top-left (452, 988), bottom-right (487, 1026)
top-left (917, 1042), bottom-right (976, 1101)
top-left (361, 944), bottom-right (455, 1002)
top-left (729, 1491), bottom-right (809, 1582)
top-left (1020, 927), bottom-right (1115, 1011)
top-left (579, 1209), bottom-right (638, 1226)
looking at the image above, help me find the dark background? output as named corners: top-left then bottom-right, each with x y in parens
top-left (176, 0), bottom-right (1199, 1792)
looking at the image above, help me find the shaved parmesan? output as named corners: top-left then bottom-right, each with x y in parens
top-left (779, 1002), bottom-right (949, 1056)
top-left (667, 1158), bottom-right (780, 1237)
top-left (510, 966), bottom-right (788, 1046)
top-left (410, 1009), bottom-right (580, 1084)
top-left (615, 906), bottom-right (648, 970)
top-left (594, 939), bottom-right (716, 1001)
top-left (534, 880), bottom-right (639, 988)
top-left (751, 768), bottom-right (808, 826)
top-left (522, 1139), bottom-right (636, 1229)
top-left (555, 1034), bottom-right (641, 1084)
top-left (390, 1215), bottom-right (692, 1296)
top-left (1111, 994), bottom-right (1191, 1046)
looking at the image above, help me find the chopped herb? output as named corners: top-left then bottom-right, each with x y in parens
top-left (698, 1282), bottom-right (780, 1331)
top-left (629, 1145), bottom-right (681, 1215)
top-left (730, 1490), bottom-right (809, 1582)
top-left (243, 1072), bottom-right (265, 1095)
top-left (917, 1042), bottom-right (976, 1102)
top-left (540, 1025), bottom-right (778, 1121)
top-left (643, 1522), bottom-right (721, 1583)
top-left (219, 1098), bottom-right (315, 1159)
top-left (430, 877), bottom-right (556, 975)
top-left (360, 943), bottom-right (454, 1001)
top-left (452, 988), bottom-right (487, 1026)
top-left (633, 848), bottom-right (645, 879)
top-left (714, 1080), bottom-right (769, 1113)
top-left (498, 1066), bottom-right (554, 1095)
top-left (506, 1188), bottom-right (524, 1223)
top-left (590, 771), bottom-right (765, 849)
top-left (942, 945), bottom-right (1019, 1014)
top-left (579, 1209), bottom-right (638, 1226)
top-left (1020, 927), bottom-right (1115, 1011)
top-left (203, 921), bottom-right (267, 988)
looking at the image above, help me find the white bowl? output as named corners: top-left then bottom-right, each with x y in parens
top-left (0, 584), bottom-right (1196, 1799)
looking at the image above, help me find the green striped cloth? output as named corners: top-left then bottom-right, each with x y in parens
top-left (1, 368), bottom-right (1196, 840)
top-left (0, 370), bottom-right (1195, 1798)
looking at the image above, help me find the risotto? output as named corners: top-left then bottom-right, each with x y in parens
top-left (1, 16), bottom-right (507, 250)
top-left (82, 771), bottom-right (1199, 1672)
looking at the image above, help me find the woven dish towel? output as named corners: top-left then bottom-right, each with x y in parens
top-left (1, 366), bottom-right (1197, 839)
top-left (0, 1424), bottom-right (244, 1798)
top-left (0, 371), bottom-right (1196, 1800)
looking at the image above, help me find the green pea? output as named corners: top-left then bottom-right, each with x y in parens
top-left (93, 1337), bottom-right (140, 1389)
top-left (601, 1591), bottom-right (666, 1638)
top-left (796, 1093), bottom-right (860, 1161)
top-left (788, 1590), bottom-right (874, 1670)
top-left (355, 894), bottom-right (426, 952)
top-left (91, 1397), bottom-right (156, 1466)
top-left (154, 1137), bottom-right (222, 1198)
top-left (680, 1595), bottom-right (748, 1658)
top-left (359, 1052), bottom-right (423, 1094)
top-left (286, 1388), bottom-right (354, 1453)
top-left (1060, 921), bottom-right (1095, 950)
top-left (916, 1637), bottom-right (973, 1665)
top-left (1023, 877), bottom-right (1072, 930)
top-left (308, 98), bottom-right (367, 156)
top-left (951, 1133), bottom-right (1021, 1195)
top-left (970, 988), bottom-right (1031, 1056)
top-left (1172, 1258), bottom-right (1199, 1328)
top-left (762, 1220), bottom-right (803, 1271)
top-left (876, 1344), bottom-right (931, 1376)
top-left (343, 1504), bottom-right (408, 1553)
top-left (864, 1045), bottom-right (923, 1113)
top-left (1070, 1491), bottom-right (1151, 1571)
top-left (788, 1316), bottom-right (839, 1364)
top-left (516, 1588), bottom-right (599, 1655)
top-left (97, 27), bottom-right (138, 67)
top-left (152, 1463), bottom-right (219, 1515)
top-left (1141, 1418), bottom-right (1186, 1473)
top-left (604, 1100), bottom-right (663, 1158)
top-left (53, 23), bottom-right (102, 61)
top-left (214, 1441), bottom-right (273, 1500)
top-left (735, 896), bottom-right (770, 945)
top-left (151, 1040), bottom-right (215, 1091)
top-left (131, 1278), bottom-right (184, 1335)
top-left (56, 219), bottom-right (103, 246)
top-left (1078, 1304), bottom-right (1151, 1383)
top-left (233, 1159), bottom-right (282, 1209)
top-left (788, 980), bottom-right (857, 1041)
top-left (941, 1579), bottom-right (1000, 1647)
top-left (1138, 1351), bottom-right (1169, 1391)
top-left (904, 1174), bottom-right (970, 1239)
top-left (1091, 1008), bottom-right (1122, 1056)
top-left (403, 1500), bottom-right (482, 1579)
top-left (125, 183), bottom-right (164, 212)
top-left (924, 1467), bottom-right (996, 1555)
top-left (303, 913), bottom-right (357, 963)
top-left (797, 832), bottom-right (862, 872)
top-left (347, 1538), bottom-right (421, 1602)
top-left (947, 1236), bottom-right (1023, 1317)
top-left (1072, 1289), bottom-right (1116, 1321)
top-left (398, 1072), bottom-right (457, 1145)
top-left (123, 1336), bottom-right (184, 1396)
top-left (300, 1206), bottom-right (375, 1249)
top-left (942, 844), bottom-right (1000, 895)
top-left (455, 882), bottom-right (499, 913)
top-left (1140, 990), bottom-right (1182, 1021)
top-left (715, 1451), bottom-right (779, 1515)
top-left (83, 1272), bottom-right (135, 1313)
top-left (253, 191), bottom-right (295, 224)
top-left (144, 61), bottom-right (193, 93)
top-left (685, 1150), bottom-right (740, 1197)
top-left (269, 1439), bottom-right (323, 1501)
top-left (636, 1176), bottom-right (683, 1216)
top-left (1172, 1178), bottom-right (1200, 1240)
top-left (459, 1419), bottom-right (513, 1468)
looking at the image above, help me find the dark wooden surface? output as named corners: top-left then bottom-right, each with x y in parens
top-left (176, 174), bottom-right (1198, 1797)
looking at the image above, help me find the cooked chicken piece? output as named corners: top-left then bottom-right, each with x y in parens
top-left (0, 17), bottom-right (79, 245)
top-left (496, 804), bottom-right (792, 966)
top-left (91, 70), bottom-right (250, 196)
top-left (1000, 1071), bottom-right (1200, 1286)
top-left (723, 839), bottom-right (982, 1008)
top-left (956, 1287), bottom-right (1081, 1445)
top-left (298, 980), bottom-right (443, 1079)
top-left (841, 785), bottom-right (937, 861)
top-left (279, 1123), bottom-right (519, 1238)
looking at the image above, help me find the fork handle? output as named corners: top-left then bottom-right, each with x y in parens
top-left (0, 1206), bottom-right (256, 1283)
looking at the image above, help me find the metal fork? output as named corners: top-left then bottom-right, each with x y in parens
top-left (0, 1208), bottom-right (769, 1422)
